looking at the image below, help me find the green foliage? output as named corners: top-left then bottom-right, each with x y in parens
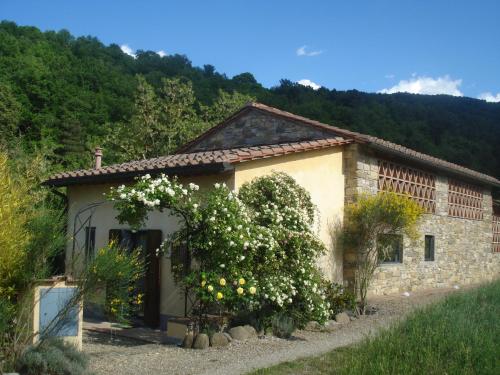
top-left (110, 172), bottom-right (333, 330)
top-left (340, 192), bottom-right (424, 311)
top-left (271, 313), bottom-right (296, 339)
top-left (85, 243), bottom-right (145, 324)
top-left (322, 282), bottom-right (356, 315)
top-left (0, 21), bottom-right (498, 178)
top-left (17, 339), bottom-right (89, 375)
top-left (251, 280), bottom-right (500, 375)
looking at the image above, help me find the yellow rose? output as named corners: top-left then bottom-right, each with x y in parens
top-left (249, 286), bottom-right (256, 295)
top-left (219, 278), bottom-right (226, 286)
top-left (237, 287), bottom-right (244, 295)
top-left (207, 285), bottom-right (214, 292)
top-left (201, 280), bottom-right (206, 287)
top-left (238, 278), bottom-right (246, 285)
top-left (216, 292), bottom-right (223, 300)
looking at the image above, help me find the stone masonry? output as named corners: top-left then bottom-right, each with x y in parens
top-left (343, 143), bottom-right (500, 295)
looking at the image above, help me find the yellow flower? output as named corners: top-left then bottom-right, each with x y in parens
top-left (207, 285), bottom-right (214, 292)
top-left (249, 286), bottom-right (256, 295)
top-left (216, 292), bottom-right (223, 300)
top-left (201, 280), bottom-right (206, 287)
top-left (238, 278), bottom-right (246, 285)
top-left (237, 287), bottom-right (244, 295)
top-left (219, 278), bottom-right (226, 286)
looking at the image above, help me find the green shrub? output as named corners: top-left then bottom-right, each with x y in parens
top-left (271, 313), bottom-right (296, 339)
top-left (323, 282), bottom-right (356, 316)
top-left (17, 339), bottom-right (89, 375)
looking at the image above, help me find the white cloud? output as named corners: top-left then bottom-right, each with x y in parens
top-left (296, 45), bottom-right (323, 57)
top-left (379, 75), bottom-right (463, 96)
top-left (120, 44), bottom-right (136, 58)
top-left (157, 50), bottom-right (167, 57)
top-left (478, 92), bottom-right (500, 103)
top-left (298, 79), bottom-right (321, 90)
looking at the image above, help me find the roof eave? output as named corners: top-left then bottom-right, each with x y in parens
top-left (43, 162), bottom-right (234, 188)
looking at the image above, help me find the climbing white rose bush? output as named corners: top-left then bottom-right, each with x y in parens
top-left (109, 172), bottom-right (332, 327)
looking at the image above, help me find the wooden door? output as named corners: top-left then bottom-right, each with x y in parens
top-left (109, 229), bottom-right (162, 328)
top-left (143, 230), bottom-right (162, 327)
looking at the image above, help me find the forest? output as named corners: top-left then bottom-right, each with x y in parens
top-left (0, 21), bottom-right (499, 179)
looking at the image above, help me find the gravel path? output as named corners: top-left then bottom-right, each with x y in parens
top-left (84, 287), bottom-right (460, 375)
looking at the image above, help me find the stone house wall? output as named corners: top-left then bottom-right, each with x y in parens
top-left (343, 143), bottom-right (500, 295)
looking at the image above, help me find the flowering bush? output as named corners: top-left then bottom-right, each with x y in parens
top-left (109, 172), bottom-right (333, 328)
top-left (85, 243), bottom-right (145, 324)
top-left (239, 172), bottom-right (331, 326)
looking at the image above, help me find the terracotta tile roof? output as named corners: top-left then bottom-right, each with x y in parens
top-left (44, 138), bottom-right (351, 186)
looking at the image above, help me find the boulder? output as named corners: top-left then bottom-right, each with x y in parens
top-left (304, 321), bottom-right (322, 331)
top-left (229, 326), bottom-right (250, 341)
top-left (324, 320), bottom-right (340, 332)
top-left (335, 312), bottom-right (350, 324)
top-left (210, 332), bottom-right (229, 347)
top-left (243, 324), bottom-right (257, 337)
top-left (192, 333), bottom-right (209, 349)
top-left (181, 332), bottom-right (194, 348)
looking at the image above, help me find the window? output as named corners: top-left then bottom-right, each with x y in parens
top-left (425, 235), bottom-right (435, 261)
top-left (448, 179), bottom-right (483, 220)
top-left (84, 227), bottom-right (96, 259)
top-left (493, 210), bottom-right (500, 253)
top-left (378, 234), bottom-right (403, 263)
top-left (378, 160), bottom-right (436, 213)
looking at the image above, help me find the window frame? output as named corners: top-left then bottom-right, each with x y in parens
top-left (424, 235), bottom-right (435, 261)
top-left (84, 226), bottom-right (96, 259)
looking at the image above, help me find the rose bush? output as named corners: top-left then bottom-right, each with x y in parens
top-left (109, 172), bottom-right (334, 329)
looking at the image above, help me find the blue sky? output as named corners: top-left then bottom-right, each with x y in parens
top-left (1, 0), bottom-right (499, 101)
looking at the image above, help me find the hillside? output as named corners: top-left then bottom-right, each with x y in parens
top-left (0, 21), bottom-right (499, 178)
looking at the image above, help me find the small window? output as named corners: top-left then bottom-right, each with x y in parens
top-left (85, 227), bottom-right (96, 259)
top-left (425, 235), bottom-right (435, 261)
top-left (378, 234), bottom-right (403, 263)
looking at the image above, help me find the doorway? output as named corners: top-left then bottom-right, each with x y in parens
top-left (109, 229), bottom-right (162, 327)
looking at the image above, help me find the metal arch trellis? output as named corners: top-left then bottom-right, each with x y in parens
top-left (72, 201), bottom-right (106, 263)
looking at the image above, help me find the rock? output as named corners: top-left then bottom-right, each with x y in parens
top-left (192, 333), bottom-right (209, 349)
top-left (324, 320), bottom-right (340, 332)
top-left (402, 291), bottom-right (410, 297)
top-left (229, 326), bottom-right (250, 341)
top-left (335, 312), bottom-right (350, 324)
top-left (181, 332), bottom-right (194, 348)
top-left (223, 332), bottom-right (233, 342)
top-left (210, 332), bottom-right (229, 347)
top-left (304, 321), bottom-right (322, 331)
top-left (243, 324), bottom-right (257, 337)
top-left (350, 316), bottom-right (356, 321)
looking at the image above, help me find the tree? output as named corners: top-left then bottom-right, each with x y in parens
top-left (0, 82), bottom-right (21, 142)
top-left (202, 89), bottom-right (255, 125)
top-left (340, 192), bottom-right (423, 313)
top-left (106, 75), bottom-right (161, 160)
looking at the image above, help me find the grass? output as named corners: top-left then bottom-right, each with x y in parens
top-left (251, 280), bottom-right (500, 375)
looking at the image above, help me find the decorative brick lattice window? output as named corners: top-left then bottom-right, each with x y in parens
top-left (448, 179), bottom-right (483, 220)
top-left (493, 206), bottom-right (500, 253)
top-left (378, 160), bottom-right (436, 213)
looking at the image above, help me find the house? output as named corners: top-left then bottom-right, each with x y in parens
top-left (44, 102), bottom-right (500, 329)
